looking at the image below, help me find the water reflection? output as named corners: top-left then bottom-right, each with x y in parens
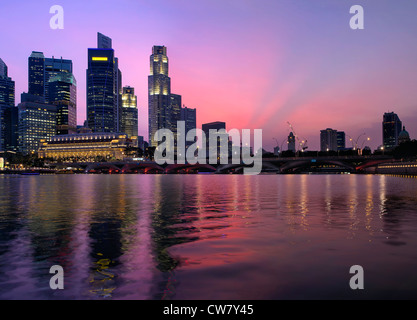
top-left (1, 174), bottom-right (417, 299)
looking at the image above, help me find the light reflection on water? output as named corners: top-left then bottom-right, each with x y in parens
top-left (1, 174), bottom-right (417, 299)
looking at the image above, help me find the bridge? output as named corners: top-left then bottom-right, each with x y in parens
top-left (47, 155), bottom-right (395, 174)
top-left (216, 155), bottom-right (395, 174)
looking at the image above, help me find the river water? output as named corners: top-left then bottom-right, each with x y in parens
top-left (0, 174), bottom-right (417, 300)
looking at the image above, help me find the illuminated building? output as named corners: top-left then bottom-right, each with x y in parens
top-left (148, 46), bottom-right (171, 146)
top-left (44, 57), bottom-right (73, 103)
top-left (383, 112), bottom-right (402, 150)
top-left (320, 128), bottom-right (338, 152)
top-left (18, 93), bottom-right (57, 154)
top-left (38, 133), bottom-right (135, 161)
top-left (28, 52), bottom-right (73, 102)
top-left (121, 86), bottom-right (138, 138)
top-left (87, 33), bottom-right (122, 133)
top-left (28, 51), bottom-right (45, 97)
top-left (0, 59), bottom-right (18, 152)
top-left (48, 72), bottom-right (77, 135)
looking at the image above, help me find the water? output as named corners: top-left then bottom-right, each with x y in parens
top-left (1, 174), bottom-right (417, 300)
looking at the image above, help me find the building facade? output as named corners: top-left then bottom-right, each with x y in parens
top-left (44, 57), bottom-right (73, 103)
top-left (87, 33), bottom-right (122, 133)
top-left (148, 46), bottom-right (171, 147)
top-left (38, 133), bottom-right (134, 161)
top-left (121, 86), bottom-right (138, 138)
top-left (383, 112), bottom-right (402, 150)
top-left (18, 93), bottom-right (57, 154)
top-left (180, 106), bottom-right (196, 148)
top-left (320, 128), bottom-right (338, 152)
top-left (0, 58), bottom-right (15, 108)
top-left (337, 131), bottom-right (346, 150)
top-left (28, 51), bottom-right (45, 97)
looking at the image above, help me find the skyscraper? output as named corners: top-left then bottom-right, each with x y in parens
top-left (170, 94), bottom-right (182, 135)
top-left (0, 105), bottom-right (18, 152)
top-left (0, 58), bottom-right (18, 152)
top-left (180, 106), bottom-right (196, 148)
top-left (49, 72), bottom-right (77, 135)
top-left (98, 32), bottom-right (112, 49)
top-left (18, 93), bottom-right (57, 154)
top-left (148, 46), bottom-right (171, 147)
top-left (320, 128), bottom-right (338, 152)
top-left (337, 131), bottom-right (346, 150)
top-left (28, 51), bottom-right (45, 97)
top-left (28, 52), bottom-right (73, 103)
top-left (87, 33), bottom-right (122, 133)
top-left (121, 86), bottom-right (138, 138)
top-left (44, 57), bottom-right (73, 103)
top-left (383, 112), bottom-right (402, 150)
top-left (0, 58), bottom-right (15, 108)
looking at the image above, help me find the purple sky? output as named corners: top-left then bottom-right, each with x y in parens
top-left (1, 0), bottom-right (417, 151)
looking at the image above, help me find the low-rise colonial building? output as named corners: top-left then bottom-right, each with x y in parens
top-left (38, 132), bottom-right (138, 162)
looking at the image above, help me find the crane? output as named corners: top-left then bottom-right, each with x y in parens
top-left (287, 121), bottom-right (308, 152)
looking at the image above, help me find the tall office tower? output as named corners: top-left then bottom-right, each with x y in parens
top-left (148, 45), bottom-right (171, 147)
top-left (0, 58), bottom-right (15, 108)
top-left (49, 72), bottom-right (77, 135)
top-left (320, 128), bottom-right (338, 152)
top-left (18, 93), bottom-right (57, 154)
top-left (98, 32), bottom-right (112, 49)
top-left (337, 131), bottom-right (346, 150)
top-left (288, 132), bottom-right (296, 152)
top-left (114, 57), bottom-right (122, 132)
top-left (87, 33), bottom-right (121, 133)
top-left (44, 57), bottom-right (73, 103)
top-left (121, 86), bottom-right (138, 138)
top-left (0, 105), bottom-right (18, 152)
top-left (28, 51), bottom-right (45, 97)
top-left (170, 94), bottom-right (182, 134)
top-left (0, 58), bottom-right (7, 77)
top-left (180, 106), bottom-right (196, 148)
top-left (28, 52), bottom-right (73, 102)
top-left (0, 59), bottom-right (18, 152)
top-left (383, 112), bottom-right (402, 150)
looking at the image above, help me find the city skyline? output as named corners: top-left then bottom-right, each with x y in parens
top-left (1, 0), bottom-right (417, 151)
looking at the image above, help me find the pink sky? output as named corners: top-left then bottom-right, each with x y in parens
top-left (1, 0), bottom-right (417, 151)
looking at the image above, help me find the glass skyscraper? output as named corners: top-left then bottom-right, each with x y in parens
top-left (383, 112), bottom-right (402, 150)
top-left (121, 86), bottom-right (138, 138)
top-left (28, 51), bottom-right (45, 97)
top-left (180, 106), bottom-right (196, 148)
top-left (0, 58), bottom-right (18, 152)
top-left (44, 57), bottom-right (73, 103)
top-left (320, 128), bottom-right (338, 152)
top-left (49, 72), bottom-right (77, 135)
top-left (87, 33), bottom-right (122, 133)
top-left (18, 93), bottom-right (57, 155)
top-left (28, 52), bottom-right (73, 102)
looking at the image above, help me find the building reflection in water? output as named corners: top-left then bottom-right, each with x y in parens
top-left (2, 174), bottom-right (417, 299)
